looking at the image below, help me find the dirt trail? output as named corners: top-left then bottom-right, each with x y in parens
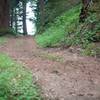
top-left (0, 36), bottom-right (100, 100)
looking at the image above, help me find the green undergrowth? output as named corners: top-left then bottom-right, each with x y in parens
top-left (65, 10), bottom-right (100, 56)
top-left (36, 0), bottom-right (100, 56)
top-left (0, 53), bottom-right (42, 100)
top-left (35, 3), bottom-right (100, 56)
top-left (68, 13), bottom-right (100, 46)
top-left (81, 43), bottom-right (100, 57)
top-left (35, 5), bottom-right (81, 47)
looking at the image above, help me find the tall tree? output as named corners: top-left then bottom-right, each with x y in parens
top-left (22, 0), bottom-right (28, 35)
top-left (0, 0), bottom-right (28, 35)
top-left (10, 0), bottom-right (28, 35)
top-left (0, 0), bottom-right (10, 31)
top-left (36, 0), bottom-right (45, 33)
top-left (39, 0), bottom-right (45, 27)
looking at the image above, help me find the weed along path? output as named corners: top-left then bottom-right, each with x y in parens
top-left (0, 36), bottom-right (100, 100)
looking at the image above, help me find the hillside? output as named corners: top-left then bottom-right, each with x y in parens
top-left (36, 1), bottom-right (100, 57)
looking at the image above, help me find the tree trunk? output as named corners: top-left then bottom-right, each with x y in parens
top-left (79, 0), bottom-right (92, 22)
top-left (15, 8), bottom-right (18, 33)
top-left (0, 0), bottom-right (10, 32)
top-left (39, 0), bottom-right (45, 27)
top-left (22, 1), bottom-right (27, 35)
top-left (10, 8), bottom-right (14, 28)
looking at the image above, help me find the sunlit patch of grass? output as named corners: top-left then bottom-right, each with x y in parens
top-left (0, 53), bottom-right (42, 100)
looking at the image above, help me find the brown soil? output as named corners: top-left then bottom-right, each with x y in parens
top-left (0, 36), bottom-right (100, 100)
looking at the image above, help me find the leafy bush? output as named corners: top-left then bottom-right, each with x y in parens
top-left (63, 12), bottom-right (100, 45)
top-left (0, 54), bottom-right (42, 100)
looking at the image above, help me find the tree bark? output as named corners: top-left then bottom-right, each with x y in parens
top-left (10, 8), bottom-right (14, 28)
top-left (15, 8), bottom-right (18, 33)
top-left (39, 0), bottom-right (45, 27)
top-left (79, 0), bottom-right (92, 22)
top-left (22, 1), bottom-right (27, 35)
top-left (0, 0), bottom-right (10, 31)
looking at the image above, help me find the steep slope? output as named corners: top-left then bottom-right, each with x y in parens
top-left (36, 1), bottom-right (100, 56)
top-left (36, 5), bottom-right (80, 47)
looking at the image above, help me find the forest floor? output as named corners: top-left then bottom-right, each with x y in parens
top-left (0, 35), bottom-right (100, 100)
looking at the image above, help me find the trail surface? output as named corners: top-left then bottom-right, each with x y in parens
top-left (0, 36), bottom-right (100, 100)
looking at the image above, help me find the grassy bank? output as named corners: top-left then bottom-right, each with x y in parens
top-left (0, 37), bottom-right (7, 45)
top-left (0, 53), bottom-right (42, 100)
top-left (35, 3), bottom-right (100, 57)
top-left (35, 5), bottom-right (80, 47)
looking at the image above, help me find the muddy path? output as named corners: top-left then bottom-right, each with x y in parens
top-left (0, 36), bottom-right (100, 100)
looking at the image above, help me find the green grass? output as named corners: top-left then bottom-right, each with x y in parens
top-left (0, 37), bottom-right (7, 45)
top-left (35, 5), bottom-right (81, 47)
top-left (81, 43), bottom-right (100, 56)
top-left (35, 4), bottom-right (100, 57)
top-left (0, 53), bottom-right (42, 100)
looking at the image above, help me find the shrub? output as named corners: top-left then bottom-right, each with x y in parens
top-left (62, 12), bottom-right (100, 48)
